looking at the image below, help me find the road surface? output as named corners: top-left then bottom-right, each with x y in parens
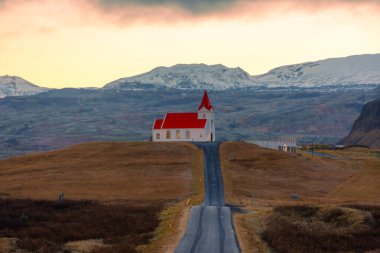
top-left (175, 142), bottom-right (240, 253)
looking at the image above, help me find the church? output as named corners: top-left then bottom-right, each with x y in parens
top-left (152, 91), bottom-right (215, 142)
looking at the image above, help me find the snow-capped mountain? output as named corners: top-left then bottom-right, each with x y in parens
top-left (104, 64), bottom-right (259, 90)
top-left (104, 54), bottom-right (380, 90)
top-left (0, 75), bottom-right (49, 98)
top-left (255, 54), bottom-right (380, 88)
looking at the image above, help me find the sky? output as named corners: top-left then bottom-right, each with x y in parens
top-left (0, 0), bottom-right (380, 88)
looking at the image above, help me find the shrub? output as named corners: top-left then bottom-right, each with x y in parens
top-left (0, 199), bottom-right (162, 253)
top-left (263, 205), bottom-right (380, 253)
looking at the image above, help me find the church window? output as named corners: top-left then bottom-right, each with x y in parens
top-left (166, 130), bottom-right (171, 139)
top-left (176, 130), bottom-right (181, 139)
top-left (211, 119), bottom-right (213, 124)
top-left (186, 130), bottom-right (190, 139)
top-left (203, 114), bottom-right (206, 118)
top-left (156, 133), bottom-right (160, 140)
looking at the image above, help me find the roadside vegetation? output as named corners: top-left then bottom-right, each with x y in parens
top-left (220, 142), bottom-right (380, 253)
top-left (0, 199), bottom-right (161, 253)
top-left (0, 142), bottom-right (204, 253)
top-left (264, 205), bottom-right (380, 253)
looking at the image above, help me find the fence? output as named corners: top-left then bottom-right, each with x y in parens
top-left (248, 138), bottom-right (298, 156)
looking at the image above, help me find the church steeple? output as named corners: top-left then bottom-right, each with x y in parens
top-left (198, 90), bottom-right (213, 111)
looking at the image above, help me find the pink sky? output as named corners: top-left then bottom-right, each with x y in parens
top-left (1, 0), bottom-right (380, 87)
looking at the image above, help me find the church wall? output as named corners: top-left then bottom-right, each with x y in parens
top-left (152, 128), bottom-right (207, 142)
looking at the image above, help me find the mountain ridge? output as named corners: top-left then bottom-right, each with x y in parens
top-left (104, 63), bottom-right (257, 90)
top-left (104, 53), bottom-right (380, 90)
top-left (0, 75), bottom-right (49, 98)
top-left (256, 54), bottom-right (380, 87)
top-left (1, 53), bottom-right (380, 98)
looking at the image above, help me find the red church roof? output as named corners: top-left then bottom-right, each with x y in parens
top-left (198, 90), bottom-right (213, 111)
top-left (153, 119), bottom-right (164, 130)
top-left (153, 113), bottom-right (206, 129)
top-left (152, 91), bottom-right (213, 130)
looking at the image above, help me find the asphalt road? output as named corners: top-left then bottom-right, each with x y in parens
top-left (175, 142), bottom-right (240, 253)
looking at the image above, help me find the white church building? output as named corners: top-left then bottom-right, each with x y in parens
top-left (152, 91), bottom-right (215, 142)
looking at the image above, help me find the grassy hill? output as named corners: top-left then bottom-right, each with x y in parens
top-left (220, 142), bottom-right (380, 253)
top-left (0, 142), bottom-right (204, 253)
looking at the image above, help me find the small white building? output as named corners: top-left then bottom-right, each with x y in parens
top-left (152, 91), bottom-right (215, 142)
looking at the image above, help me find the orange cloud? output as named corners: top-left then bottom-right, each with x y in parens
top-left (1, 0), bottom-right (380, 29)
top-left (85, 0), bottom-right (380, 26)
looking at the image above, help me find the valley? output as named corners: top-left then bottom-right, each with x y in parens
top-left (1, 87), bottom-right (379, 159)
top-left (2, 53), bottom-right (380, 158)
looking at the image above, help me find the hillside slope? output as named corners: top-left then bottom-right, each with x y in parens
top-left (0, 75), bottom-right (48, 98)
top-left (340, 98), bottom-right (380, 148)
top-left (0, 142), bottom-right (203, 201)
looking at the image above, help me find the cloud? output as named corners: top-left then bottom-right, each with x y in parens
top-left (96, 0), bottom-right (238, 14)
top-left (1, 0), bottom-right (380, 29)
top-left (86, 0), bottom-right (380, 26)
top-left (94, 0), bottom-right (380, 14)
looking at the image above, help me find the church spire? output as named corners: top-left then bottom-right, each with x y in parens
top-left (198, 90), bottom-right (213, 111)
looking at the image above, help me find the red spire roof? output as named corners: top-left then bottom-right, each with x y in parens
top-left (198, 90), bottom-right (213, 111)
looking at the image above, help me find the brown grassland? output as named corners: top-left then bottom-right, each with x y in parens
top-left (0, 142), bottom-right (204, 253)
top-left (220, 142), bottom-right (380, 253)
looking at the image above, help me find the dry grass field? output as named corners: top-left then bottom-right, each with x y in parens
top-left (220, 142), bottom-right (380, 253)
top-left (0, 141), bottom-right (203, 203)
top-left (0, 142), bottom-right (204, 253)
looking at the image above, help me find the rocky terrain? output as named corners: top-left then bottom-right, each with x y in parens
top-left (340, 98), bottom-right (380, 148)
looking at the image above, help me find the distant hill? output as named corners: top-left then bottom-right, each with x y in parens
top-left (104, 64), bottom-right (258, 90)
top-left (0, 75), bottom-right (49, 98)
top-left (104, 54), bottom-right (380, 90)
top-left (3, 54), bottom-right (380, 93)
top-left (255, 54), bottom-right (380, 88)
top-left (340, 98), bottom-right (380, 148)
